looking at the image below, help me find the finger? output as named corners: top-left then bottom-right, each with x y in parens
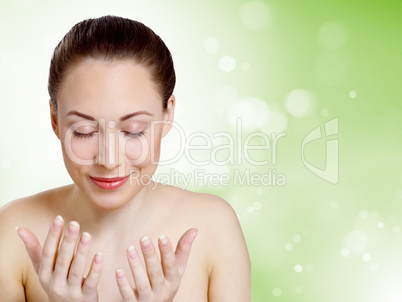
top-left (53, 221), bottom-right (80, 284)
top-left (175, 228), bottom-right (198, 276)
top-left (116, 269), bottom-right (136, 302)
top-left (126, 245), bottom-right (151, 299)
top-left (39, 215), bottom-right (65, 282)
top-left (140, 236), bottom-right (165, 291)
top-left (16, 227), bottom-right (42, 274)
top-left (82, 252), bottom-right (103, 297)
top-left (158, 235), bottom-right (179, 283)
top-left (67, 232), bottom-right (92, 287)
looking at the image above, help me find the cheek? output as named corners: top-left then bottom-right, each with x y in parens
top-left (61, 130), bottom-right (98, 163)
top-left (71, 139), bottom-right (98, 160)
top-left (125, 130), bottom-right (163, 166)
top-left (124, 138), bottom-right (148, 163)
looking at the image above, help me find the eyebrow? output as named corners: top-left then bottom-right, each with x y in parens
top-left (65, 110), bottom-right (153, 121)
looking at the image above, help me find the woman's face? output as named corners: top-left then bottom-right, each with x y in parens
top-left (51, 58), bottom-right (174, 209)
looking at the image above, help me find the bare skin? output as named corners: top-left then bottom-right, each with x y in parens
top-left (0, 59), bottom-right (250, 301)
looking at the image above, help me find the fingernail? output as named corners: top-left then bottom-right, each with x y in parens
top-left (15, 226), bottom-right (20, 233)
top-left (127, 245), bottom-right (137, 260)
top-left (141, 236), bottom-right (152, 249)
top-left (68, 221), bottom-right (79, 235)
top-left (116, 269), bottom-right (125, 279)
top-left (53, 215), bottom-right (63, 230)
top-left (81, 232), bottom-right (91, 245)
top-left (159, 234), bottom-right (169, 247)
top-left (95, 252), bottom-right (102, 264)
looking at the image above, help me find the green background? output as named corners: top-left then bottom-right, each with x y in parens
top-left (1, 0), bottom-right (401, 301)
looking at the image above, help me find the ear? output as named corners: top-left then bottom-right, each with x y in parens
top-left (49, 100), bottom-right (60, 140)
top-left (161, 94), bottom-right (175, 138)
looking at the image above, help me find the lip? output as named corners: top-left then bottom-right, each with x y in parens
top-left (89, 175), bottom-right (130, 190)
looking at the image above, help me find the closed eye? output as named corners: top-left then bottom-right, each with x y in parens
top-left (123, 131), bottom-right (146, 138)
top-left (72, 131), bottom-right (97, 139)
top-left (72, 131), bottom-right (145, 139)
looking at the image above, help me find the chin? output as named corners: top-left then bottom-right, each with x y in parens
top-left (89, 188), bottom-right (143, 210)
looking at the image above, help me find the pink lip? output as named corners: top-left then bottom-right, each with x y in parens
top-left (90, 175), bottom-right (130, 190)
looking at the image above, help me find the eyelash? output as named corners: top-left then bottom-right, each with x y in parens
top-left (72, 131), bottom-right (146, 139)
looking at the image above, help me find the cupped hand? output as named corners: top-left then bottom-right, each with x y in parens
top-left (116, 228), bottom-right (198, 302)
top-left (16, 216), bottom-right (103, 302)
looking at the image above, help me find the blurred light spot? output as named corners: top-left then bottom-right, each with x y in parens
top-left (349, 90), bottom-right (357, 99)
top-left (216, 106), bottom-right (225, 116)
top-left (272, 288), bottom-right (282, 297)
top-left (294, 264), bottom-right (303, 273)
top-left (363, 253), bottom-right (371, 262)
top-left (247, 206), bottom-right (254, 213)
top-left (292, 234), bottom-right (301, 243)
top-left (204, 37), bottom-right (220, 54)
top-left (228, 96), bottom-right (288, 133)
top-left (340, 248), bottom-right (350, 257)
top-left (392, 226), bottom-right (400, 234)
top-left (395, 189), bottom-right (402, 199)
top-left (285, 243), bottom-right (293, 251)
top-left (314, 52), bottom-right (348, 86)
top-left (359, 210), bottom-right (368, 219)
top-left (2, 160), bottom-right (11, 169)
top-left (321, 108), bottom-right (329, 117)
top-left (240, 0), bottom-right (272, 30)
top-left (295, 286), bottom-right (303, 294)
top-left (318, 20), bottom-right (348, 50)
top-left (369, 262), bottom-right (378, 272)
top-left (343, 230), bottom-right (368, 254)
top-left (331, 201), bottom-right (339, 209)
top-left (242, 62), bottom-right (250, 70)
top-left (283, 89), bottom-right (314, 118)
top-left (219, 56), bottom-right (236, 72)
top-left (306, 264), bottom-right (314, 272)
top-left (253, 201), bottom-right (262, 210)
top-left (378, 222), bottom-right (384, 229)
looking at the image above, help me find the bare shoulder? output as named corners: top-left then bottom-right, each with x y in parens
top-left (0, 184), bottom-right (72, 226)
top-left (154, 182), bottom-right (248, 255)
top-left (0, 184), bottom-right (73, 257)
top-left (154, 182), bottom-right (238, 224)
top-left (153, 182), bottom-right (233, 210)
top-left (0, 185), bottom-right (72, 301)
top-left (0, 184), bottom-right (73, 250)
top-left (154, 183), bottom-right (251, 301)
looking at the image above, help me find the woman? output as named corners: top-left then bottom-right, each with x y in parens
top-left (0, 15), bottom-right (250, 301)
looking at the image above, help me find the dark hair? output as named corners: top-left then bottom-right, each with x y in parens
top-left (48, 15), bottom-right (175, 111)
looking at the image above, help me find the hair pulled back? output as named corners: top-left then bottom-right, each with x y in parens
top-left (48, 15), bottom-right (176, 111)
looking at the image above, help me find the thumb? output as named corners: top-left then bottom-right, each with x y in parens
top-left (175, 228), bottom-right (198, 276)
top-left (16, 227), bottom-right (42, 274)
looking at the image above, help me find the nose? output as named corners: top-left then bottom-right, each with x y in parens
top-left (95, 120), bottom-right (122, 169)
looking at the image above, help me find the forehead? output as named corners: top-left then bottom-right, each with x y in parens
top-left (57, 58), bottom-right (162, 118)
